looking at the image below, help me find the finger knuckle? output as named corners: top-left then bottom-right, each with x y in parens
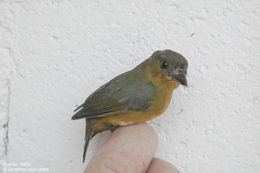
top-left (97, 150), bottom-right (136, 173)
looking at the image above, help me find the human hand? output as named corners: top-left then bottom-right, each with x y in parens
top-left (84, 123), bottom-right (181, 173)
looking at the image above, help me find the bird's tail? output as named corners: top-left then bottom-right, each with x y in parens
top-left (83, 119), bottom-right (95, 162)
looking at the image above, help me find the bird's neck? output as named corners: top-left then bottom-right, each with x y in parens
top-left (142, 60), bottom-right (180, 91)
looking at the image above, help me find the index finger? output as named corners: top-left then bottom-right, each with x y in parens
top-left (84, 123), bottom-right (158, 173)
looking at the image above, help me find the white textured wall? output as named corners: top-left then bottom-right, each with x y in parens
top-left (1, 0), bottom-right (260, 172)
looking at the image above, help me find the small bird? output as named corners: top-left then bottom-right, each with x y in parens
top-left (72, 49), bottom-right (188, 162)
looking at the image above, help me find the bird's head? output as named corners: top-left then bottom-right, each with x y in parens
top-left (151, 49), bottom-right (188, 86)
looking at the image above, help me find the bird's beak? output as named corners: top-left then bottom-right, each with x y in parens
top-left (175, 74), bottom-right (187, 86)
top-left (172, 72), bottom-right (187, 86)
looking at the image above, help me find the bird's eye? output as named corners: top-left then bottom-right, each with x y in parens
top-left (162, 61), bottom-right (168, 69)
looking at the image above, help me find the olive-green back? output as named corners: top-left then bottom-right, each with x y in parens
top-left (72, 65), bottom-right (156, 120)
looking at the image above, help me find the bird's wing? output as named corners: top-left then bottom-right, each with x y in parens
top-left (71, 70), bottom-right (156, 120)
